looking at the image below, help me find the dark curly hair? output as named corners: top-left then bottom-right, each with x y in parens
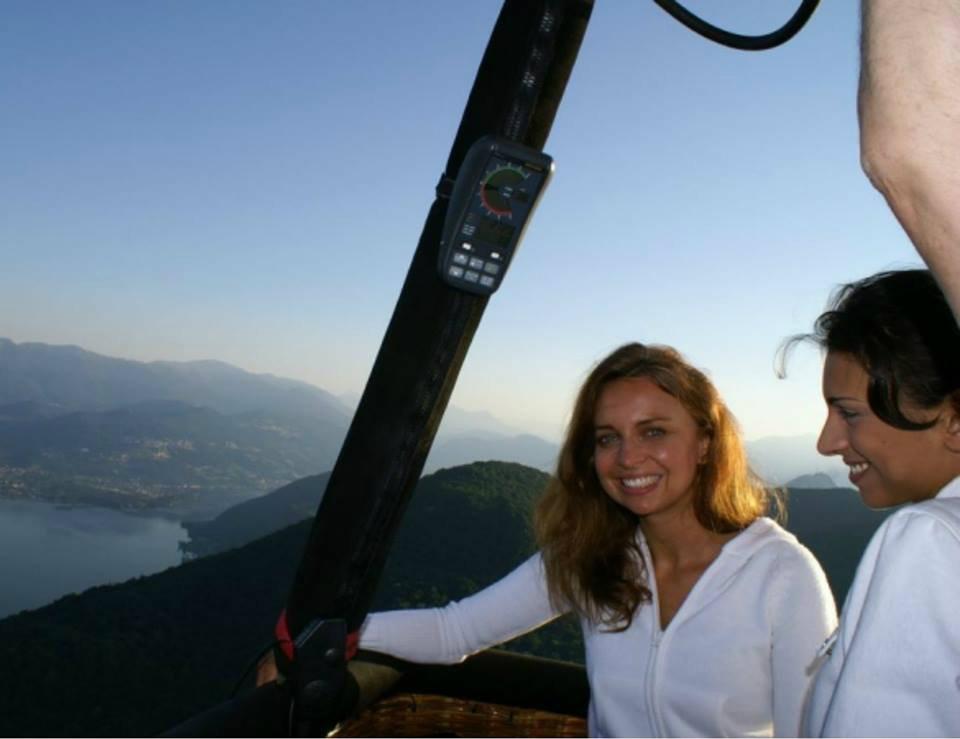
top-left (781, 269), bottom-right (960, 429)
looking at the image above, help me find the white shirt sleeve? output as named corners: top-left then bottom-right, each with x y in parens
top-left (358, 552), bottom-right (565, 664)
top-left (818, 509), bottom-right (960, 737)
top-left (770, 544), bottom-right (839, 737)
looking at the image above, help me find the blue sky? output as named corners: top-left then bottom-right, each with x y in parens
top-left (0, 1), bottom-right (922, 443)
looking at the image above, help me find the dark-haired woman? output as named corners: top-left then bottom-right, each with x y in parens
top-left (794, 269), bottom-right (960, 737)
top-left (359, 343), bottom-right (836, 737)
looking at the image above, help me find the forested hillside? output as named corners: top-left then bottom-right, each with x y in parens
top-left (0, 462), bottom-right (578, 736)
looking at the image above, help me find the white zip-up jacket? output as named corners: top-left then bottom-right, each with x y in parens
top-left (802, 475), bottom-right (960, 737)
top-left (360, 517), bottom-right (836, 737)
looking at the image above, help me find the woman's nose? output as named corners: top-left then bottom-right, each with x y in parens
top-left (816, 412), bottom-right (847, 457)
top-left (617, 437), bottom-right (647, 466)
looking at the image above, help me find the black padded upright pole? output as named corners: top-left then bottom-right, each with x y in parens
top-left (165, 3), bottom-right (594, 734)
top-left (285, 0), bottom-right (594, 638)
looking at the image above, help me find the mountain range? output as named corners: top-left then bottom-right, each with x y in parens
top-left (0, 339), bottom-right (555, 514)
top-left (0, 337), bottom-right (350, 418)
top-left (0, 399), bottom-right (346, 514)
top-left (0, 338), bottom-right (848, 515)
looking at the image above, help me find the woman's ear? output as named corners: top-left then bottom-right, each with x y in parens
top-left (697, 435), bottom-right (710, 464)
top-left (943, 392), bottom-right (960, 454)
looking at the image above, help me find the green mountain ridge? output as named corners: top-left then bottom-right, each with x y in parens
top-left (0, 461), bottom-right (578, 736)
top-left (182, 472), bottom-right (331, 557)
top-left (781, 485), bottom-right (891, 601)
top-left (182, 466), bottom-right (891, 605)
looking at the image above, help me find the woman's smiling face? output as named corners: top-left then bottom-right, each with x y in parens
top-left (817, 351), bottom-right (956, 508)
top-left (592, 376), bottom-right (708, 520)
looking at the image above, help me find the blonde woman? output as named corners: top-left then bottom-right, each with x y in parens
top-left (359, 343), bottom-right (836, 737)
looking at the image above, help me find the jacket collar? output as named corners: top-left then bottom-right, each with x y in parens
top-left (636, 517), bottom-right (789, 630)
top-left (937, 474), bottom-right (960, 500)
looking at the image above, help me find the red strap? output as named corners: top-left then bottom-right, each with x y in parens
top-left (275, 608), bottom-right (295, 661)
top-left (274, 609), bottom-right (360, 662)
top-left (346, 630), bottom-right (360, 660)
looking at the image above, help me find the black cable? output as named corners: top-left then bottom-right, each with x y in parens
top-left (230, 640), bottom-right (280, 698)
top-left (652, 0), bottom-right (820, 51)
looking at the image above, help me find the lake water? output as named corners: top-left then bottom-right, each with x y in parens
top-left (0, 498), bottom-right (188, 619)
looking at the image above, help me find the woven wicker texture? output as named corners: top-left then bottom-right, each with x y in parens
top-left (332, 692), bottom-right (587, 738)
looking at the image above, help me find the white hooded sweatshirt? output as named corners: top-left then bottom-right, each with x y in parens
top-left (360, 517), bottom-right (836, 737)
top-left (803, 475), bottom-right (960, 737)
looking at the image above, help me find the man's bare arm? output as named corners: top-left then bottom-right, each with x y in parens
top-left (859, 0), bottom-right (960, 321)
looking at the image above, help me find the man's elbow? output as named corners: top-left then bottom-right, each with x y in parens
top-left (860, 133), bottom-right (900, 200)
top-left (859, 121), bottom-right (926, 204)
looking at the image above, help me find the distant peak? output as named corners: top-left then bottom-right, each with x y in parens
top-left (786, 472), bottom-right (842, 489)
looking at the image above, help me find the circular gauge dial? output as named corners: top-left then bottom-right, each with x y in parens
top-left (480, 164), bottom-right (526, 217)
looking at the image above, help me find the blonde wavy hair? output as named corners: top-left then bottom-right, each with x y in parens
top-left (534, 343), bottom-right (771, 630)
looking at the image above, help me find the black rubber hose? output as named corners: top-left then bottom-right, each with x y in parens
top-left (652, 0), bottom-right (820, 51)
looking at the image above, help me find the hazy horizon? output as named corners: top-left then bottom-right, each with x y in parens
top-left (0, 333), bottom-right (841, 449)
top-left (0, 337), bottom-right (847, 494)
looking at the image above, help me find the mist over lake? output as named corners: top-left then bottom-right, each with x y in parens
top-left (0, 499), bottom-right (187, 618)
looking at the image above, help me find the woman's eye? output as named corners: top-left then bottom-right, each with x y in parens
top-left (837, 407), bottom-right (859, 421)
top-left (644, 427), bottom-right (665, 438)
top-left (595, 433), bottom-right (617, 448)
